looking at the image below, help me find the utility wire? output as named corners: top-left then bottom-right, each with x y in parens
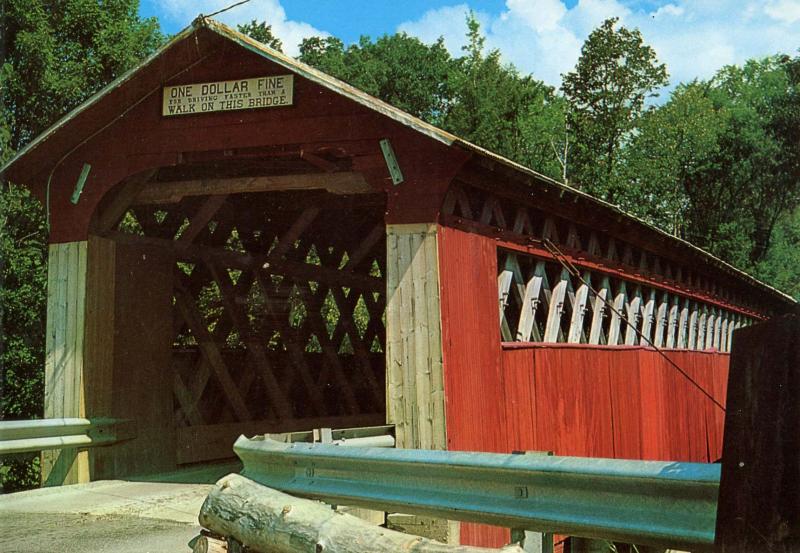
top-left (542, 238), bottom-right (727, 413)
top-left (204, 0), bottom-right (252, 19)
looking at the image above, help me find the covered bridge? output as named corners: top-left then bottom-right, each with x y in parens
top-left (2, 16), bottom-right (794, 547)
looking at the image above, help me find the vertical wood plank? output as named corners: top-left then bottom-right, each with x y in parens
top-left (653, 292), bottom-right (669, 348)
top-left (516, 261), bottom-right (546, 342)
top-left (688, 302), bottom-right (699, 350)
top-left (624, 286), bottom-right (643, 345)
top-left (497, 268), bottom-right (514, 341)
top-left (567, 271), bottom-right (591, 343)
top-left (42, 241), bottom-right (89, 486)
top-left (386, 224), bottom-right (445, 450)
top-left (666, 296), bottom-right (679, 349)
top-left (697, 305), bottom-right (708, 350)
top-left (588, 276), bottom-right (610, 345)
top-left (544, 268), bottom-right (570, 343)
top-left (678, 299), bottom-right (690, 348)
top-left (639, 288), bottom-right (656, 345)
top-left (607, 280), bottom-right (627, 345)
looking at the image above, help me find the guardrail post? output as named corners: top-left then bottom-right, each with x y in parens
top-left (512, 450), bottom-right (554, 553)
top-left (715, 312), bottom-right (800, 552)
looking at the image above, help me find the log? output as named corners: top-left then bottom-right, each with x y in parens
top-left (200, 473), bottom-right (524, 553)
top-left (192, 534), bottom-right (228, 553)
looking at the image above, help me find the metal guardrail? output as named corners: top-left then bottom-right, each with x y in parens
top-left (264, 424), bottom-right (395, 448)
top-left (0, 418), bottom-right (134, 456)
top-left (234, 436), bottom-right (719, 552)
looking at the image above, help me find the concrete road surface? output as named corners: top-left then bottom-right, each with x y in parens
top-left (0, 462), bottom-right (238, 552)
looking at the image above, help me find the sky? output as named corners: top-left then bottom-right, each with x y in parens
top-left (140, 0), bottom-right (800, 90)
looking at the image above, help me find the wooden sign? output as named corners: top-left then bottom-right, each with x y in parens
top-left (162, 75), bottom-right (294, 116)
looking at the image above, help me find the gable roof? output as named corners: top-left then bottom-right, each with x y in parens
top-left (1, 16), bottom-right (794, 307)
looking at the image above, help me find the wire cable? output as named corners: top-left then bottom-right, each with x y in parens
top-left (541, 238), bottom-right (726, 412)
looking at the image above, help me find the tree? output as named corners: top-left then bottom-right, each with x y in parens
top-left (562, 17), bottom-right (668, 201)
top-left (296, 15), bottom-right (566, 181)
top-left (621, 81), bottom-right (727, 234)
top-left (0, 0), bottom-right (164, 491)
top-left (618, 56), bottom-right (800, 274)
top-left (444, 13), bottom-right (566, 180)
top-left (237, 20), bottom-right (282, 52)
top-left (299, 32), bottom-right (455, 124)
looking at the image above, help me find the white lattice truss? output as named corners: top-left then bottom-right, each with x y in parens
top-left (497, 246), bottom-right (753, 352)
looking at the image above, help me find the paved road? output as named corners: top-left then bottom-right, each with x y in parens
top-left (0, 512), bottom-right (199, 553)
top-left (0, 463), bottom-right (239, 553)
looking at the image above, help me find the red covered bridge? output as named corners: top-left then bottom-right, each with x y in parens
top-left (2, 17), bottom-right (794, 548)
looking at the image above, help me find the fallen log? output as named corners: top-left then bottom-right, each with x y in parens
top-left (200, 473), bottom-right (524, 553)
top-left (191, 534), bottom-right (228, 553)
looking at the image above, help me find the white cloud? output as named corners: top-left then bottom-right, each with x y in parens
top-left (396, 1), bottom-right (800, 91)
top-left (765, 0), bottom-right (800, 23)
top-left (397, 4), bottom-right (491, 53)
top-left (650, 3), bottom-right (684, 18)
top-left (158, 0), bottom-right (328, 56)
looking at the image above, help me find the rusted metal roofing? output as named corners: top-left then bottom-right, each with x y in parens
top-left (1, 16), bottom-right (794, 306)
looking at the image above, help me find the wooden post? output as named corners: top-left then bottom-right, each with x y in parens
top-left (43, 241), bottom-right (89, 486)
top-left (386, 224), bottom-right (446, 451)
top-left (715, 312), bottom-right (800, 552)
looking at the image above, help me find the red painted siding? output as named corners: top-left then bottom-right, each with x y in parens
top-left (438, 226), bottom-right (729, 547)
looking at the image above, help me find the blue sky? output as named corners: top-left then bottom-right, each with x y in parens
top-left (141, 0), bottom-right (800, 88)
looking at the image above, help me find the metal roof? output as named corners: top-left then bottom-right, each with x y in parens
top-left (1, 16), bottom-right (794, 306)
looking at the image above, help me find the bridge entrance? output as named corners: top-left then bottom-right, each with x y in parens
top-left (86, 157), bottom-right (387, 478)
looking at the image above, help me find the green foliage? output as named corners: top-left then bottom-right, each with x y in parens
top-left (562, 17), bottom-right (669, 199)
top-left (299, 32), bottom-right (455, 124)
top-left (237, 20), bottom-right (282, 52)
top-left (0, 0), bottom-right (164, 491)
top-left (443, 13), bottom-right (566, 179)
top-left (621, 56), bottom-right (800, 272)
top-left (295, 14), bottom-right (566, 180)
top-left (2, 0), bottom-right (163, 149)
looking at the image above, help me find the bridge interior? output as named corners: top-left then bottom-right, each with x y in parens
top-left (87, 150), bottom-right (388, 478)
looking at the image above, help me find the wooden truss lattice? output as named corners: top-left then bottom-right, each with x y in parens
top-left (441, 180), bottom-right (759, 351)
top-left (108, 190), bottom-right (387, 428)
top-left (497, 249), bottom-right (752, 351)
top-left (443, 180), bottom-right (769, 319)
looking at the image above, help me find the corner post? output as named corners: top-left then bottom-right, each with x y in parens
top-left (385, 223), bottom-right (446, 451)
top-left (715, 312), bottom-right (800, 552)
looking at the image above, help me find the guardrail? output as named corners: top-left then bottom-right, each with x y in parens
top-left (263, 424), bottom-right (395, 448)
top-left (234, 436), bottom-right (719, 552)
top-left (0, 418), bottom-right (134, 456)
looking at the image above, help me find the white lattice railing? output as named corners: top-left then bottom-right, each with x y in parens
top-left (497, 249), bottom-right (754, 352)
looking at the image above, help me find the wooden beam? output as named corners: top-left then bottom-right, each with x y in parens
top-left (208, 262), bottom-right (293, 420)
top-left (653, 292), bottom-right (669, 348)
top-left (108, 232), bottom-right (384, 293)
top-left (43, 241), bottom-right (89, 486)
top-left (544, 268), bottom-right (570, 343)
top-left (135, 172), bottom-right (372, 204)
top-left (676, 298), bottom-right (689, 348)
top-left (300, 149), bottom-right (339, 172)
top-left (608, 280), bottom-right (628, 345)
top-left (588, 276), bottom-right (610, 345)
top-left (517, 261), bottom-right (548, 342)
top-left (174, 285), bottom-right (252, 422)
top-left (567, 271), bottom-right (591, 344)
top-left (498, 268), bottom-right (514, 341)
top-left (624, 286), bottom-right (643, 345)
top-left (269, 206), bottom-right (320, 259)
top-left (94, 169), bottom-right (157, 234)
top-left (666, 295), bottom-right (680, 349)
top-left (639, 288), bottom-right (657, 345)
top-left (178, 195), bottom-right (229, 244)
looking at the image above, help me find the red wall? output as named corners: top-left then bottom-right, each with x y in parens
top-left (438, 226), bottom-right (729, 547)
